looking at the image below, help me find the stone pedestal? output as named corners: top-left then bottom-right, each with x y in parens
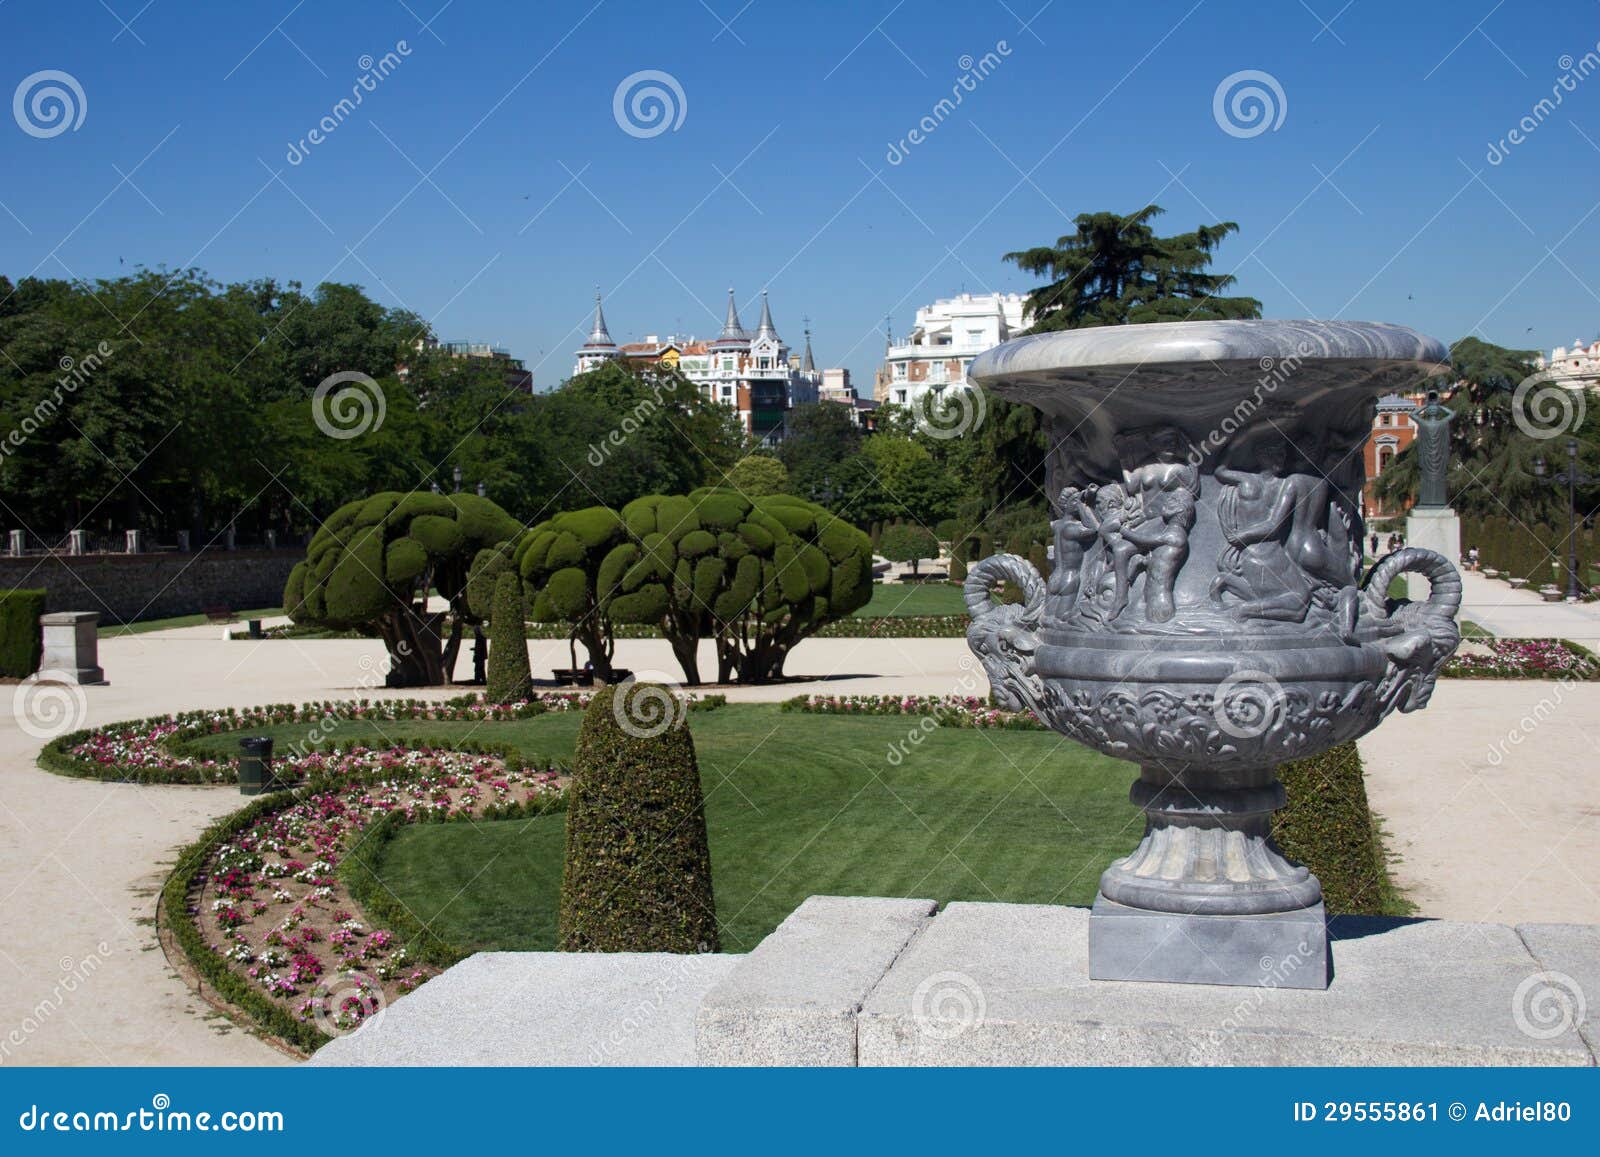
top-left (38, 611), bottom-right (105, 684)
top-left (1089, 895), bottom-right (1328, 988)
top-left (7, 529), bottom-right (23, 557)
top-left (1405, 506), bottom-right (1461, 599)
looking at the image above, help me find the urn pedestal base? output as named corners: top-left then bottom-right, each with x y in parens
top-left (1089, 894), bottom-right (1329, 989)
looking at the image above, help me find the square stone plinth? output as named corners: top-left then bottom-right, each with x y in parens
top-left (37, 611), bottom-right (104, 685)
top-left (1089, 894), bottom-right (1328, 989)
top-left (696, 895), bottom-right (936, 1065)
top-left (857, 902), bottom-right (1593, 1066)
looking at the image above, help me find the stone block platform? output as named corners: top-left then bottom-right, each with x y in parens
top-left (309, 899), bottom-right (1599, 1067)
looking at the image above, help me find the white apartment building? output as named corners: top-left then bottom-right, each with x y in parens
top-left (1532, 337), bottom-right (1600, 390)
top-left (877, 291), bottom-right (1029, 409)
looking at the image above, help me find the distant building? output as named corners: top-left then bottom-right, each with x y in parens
top-left (415, 337), bottom-right (533, 392)
top-left (878, 291), bottom-right (1029, 410)
top-left (817, 366), bottom-right (878, 428)
top-left (1362, 392), bottom-right (1422, 521)
top-left (1532, 337), bottom-right (1600, 390)
top-left (573, 289), bottom-right (824, 443)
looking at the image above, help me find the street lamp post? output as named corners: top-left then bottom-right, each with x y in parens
top-left (1532, 438), bottom-right (1593, 601)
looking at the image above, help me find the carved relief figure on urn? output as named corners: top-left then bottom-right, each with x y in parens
top-left (963, 319), bottom-right (1462, 990)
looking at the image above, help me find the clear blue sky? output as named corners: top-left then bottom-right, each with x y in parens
top-left (2, 0), bottom-right (1598, 389)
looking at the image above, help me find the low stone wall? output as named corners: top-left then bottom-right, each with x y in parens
top-left (0, 549), bottom-right (300, 624)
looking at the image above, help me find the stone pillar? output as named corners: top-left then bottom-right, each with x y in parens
top-left (67, 529), bottom-right (86, 555)
top-left (124, 529), bottom-right (142, 554)
top-left (1405, 507), bottom-right (1462, 598)
top-left (264, 529), bottom-right (277, 550)
top-left (176, 529), bottom-right (191, 552)
top-left (225, 524), bottom-right (237, 551)
top-left (38, 612), bottom-right (106, 685)
top-left (8, 530), bottom-right (24, 557)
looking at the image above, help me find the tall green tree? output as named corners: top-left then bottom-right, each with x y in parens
top-left (969, 205), bottom-right (1262, 509)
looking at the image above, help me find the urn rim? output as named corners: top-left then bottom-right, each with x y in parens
top-left (968, 318), bottom-right (1450, 394)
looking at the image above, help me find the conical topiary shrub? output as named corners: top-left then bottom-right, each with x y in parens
top-left (485, 570), bottom-right (533, 704)
top-left (558, 684), bottom-right (718, 953)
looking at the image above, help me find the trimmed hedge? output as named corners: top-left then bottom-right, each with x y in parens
top-left (0, 588), bottom-right (45, 677)
top-left (1274, 741), bottom-right (1404, 916)
top-left (559, 685), bottom-right (718, 953)
top-left (485, 571), bottom-right (534, 704)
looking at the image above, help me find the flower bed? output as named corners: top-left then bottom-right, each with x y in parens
top-left (166, 749), bottom-right (564, 1054)
top-left (781, 694), bottom-right (1045, 728)
top-left (40, 692), bottom-right (723, 784)
top-left (1440, 638), bottom-right (1598, 680)
top-left (816, 615), bottom-right (968, 638)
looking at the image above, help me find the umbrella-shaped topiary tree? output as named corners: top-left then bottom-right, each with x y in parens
top-left (283, 490), bottom-right (520, 686)
top-left (512, 506), bottom-right (632, 683)
top-left (608, 489), bottom-right (874, 684)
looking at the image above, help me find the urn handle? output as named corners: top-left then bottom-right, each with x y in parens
top-left (964, 554), bottom-right (1048, 716)
top-left (1360, 547), bottom-right (1463, 714)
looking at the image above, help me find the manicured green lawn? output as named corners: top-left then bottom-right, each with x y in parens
top-left (189, 705), bottom-right (1139, 953)
top-left (851, 581), bottom-right (966, 617)
top-left (99, 606), bottom-right (283, 636)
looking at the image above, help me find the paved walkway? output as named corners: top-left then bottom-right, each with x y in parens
top-left (1, 624), bottom-right (1596, 1065)
top-left (1457, 570), bottom-right (1600, 644)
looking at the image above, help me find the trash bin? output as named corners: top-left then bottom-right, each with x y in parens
top-left (237, 736), bottom-right (275, 796)
top-left (247, 619), bottom-right (263, 639)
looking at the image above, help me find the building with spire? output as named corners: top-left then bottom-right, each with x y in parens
top-left (574, 292), bottom-right (620, 376)
top-left (573, 287), bottom-right (821, 442)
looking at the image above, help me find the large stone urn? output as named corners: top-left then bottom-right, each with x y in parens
top-left (964, 320), bottom-right (1461, 989)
